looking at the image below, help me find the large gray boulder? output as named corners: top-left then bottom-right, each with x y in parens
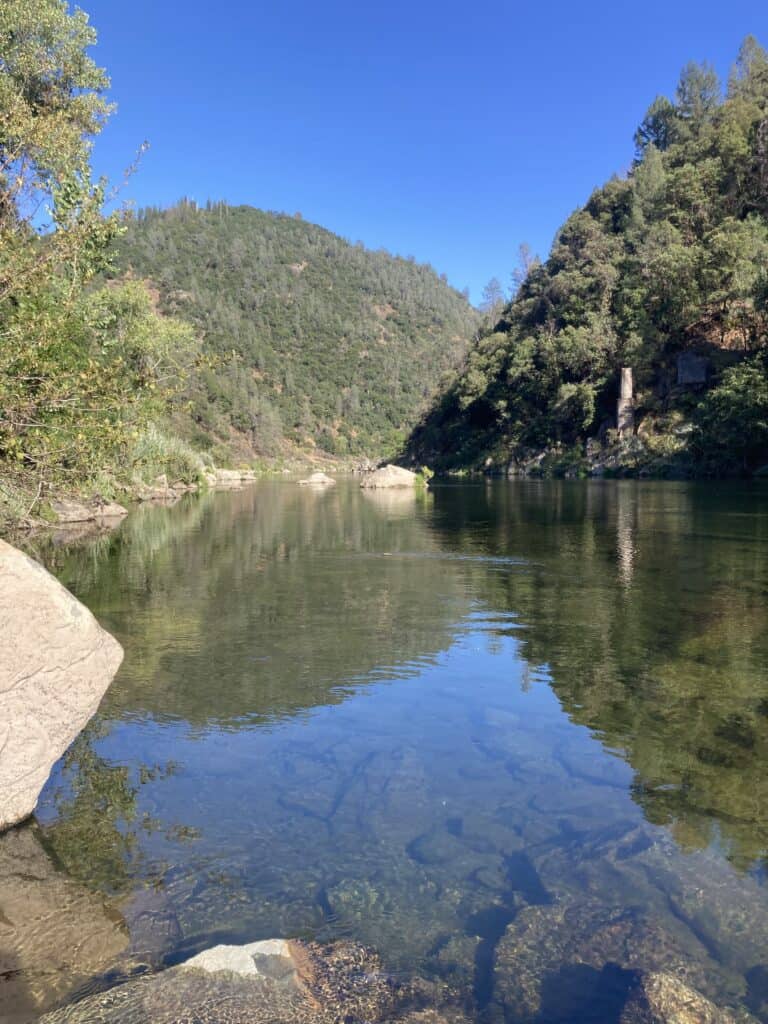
top-left (0, 540), bottom-right (123, 831)
top-left (38, 938), bottom-right (465, 1024)
top-left (360, 464), bottom-right (419, 489)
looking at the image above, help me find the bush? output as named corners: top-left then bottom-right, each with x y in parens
top-left (129, 423), bottom-right (206, 483)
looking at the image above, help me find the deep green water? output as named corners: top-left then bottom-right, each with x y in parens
top-left (27, 480), bottom-right (768, 1021)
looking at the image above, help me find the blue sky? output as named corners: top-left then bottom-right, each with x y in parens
top-left (84, 0), bottom-right (765, 302)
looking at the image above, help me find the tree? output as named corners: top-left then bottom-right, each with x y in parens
top-left (0, 1), bottom-right (198, 512)
top-left (634, 96), bottom-right (678, 155)
top-left (676, 61), bottom-right (720, 133)
top-left (0, 0), bottom-right (117, 299)
top-left (480, 277), bottom-right (505, 318)
top-left (728, 35), bottom-right (768, 100)
top-left (510, 242), bottom-right (540, 296)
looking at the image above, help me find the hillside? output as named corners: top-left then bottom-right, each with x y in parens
top-left (113, 203), bottom-right (479, 459)
top-left (406, 37), bottom-right (768, 478)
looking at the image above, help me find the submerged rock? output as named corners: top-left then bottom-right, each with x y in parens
top-left (620, 971), bottom-right (746, 1023)
top-left (0, 825), bottom-right (129, 1024)
top-left (38, 938), bottom-right (464, 1024)
top-left (298, 471), bottom-right (336, 487)
top-left (120, 888), bottom-right (182, 971)
top-left (0, 540), bottom-right (124, 830)
top-left (492, 899), bottom-right (740, 1022)
top-left (360, 464), bottom-right (418, 489)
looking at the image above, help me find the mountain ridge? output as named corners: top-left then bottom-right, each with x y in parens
top-left (112, 201), bottom-right (479, 461)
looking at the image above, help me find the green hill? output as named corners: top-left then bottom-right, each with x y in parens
top-left (406, 37), bottom-right (768, 478)
top-left (113, 203), bottom-right (479, 459)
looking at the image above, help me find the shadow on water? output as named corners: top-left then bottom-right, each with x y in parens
top-left (16, 478), bottom-right (768, 1022)
top-left (536, 963), bottom-right (637, 1024)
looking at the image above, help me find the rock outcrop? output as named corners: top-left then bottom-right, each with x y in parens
top-left (38, 938), bottom-right (466, 1024)
top-left (360, 464), bottom-right (419, 489)
top-left (0, 540), bottom-right (124, 830)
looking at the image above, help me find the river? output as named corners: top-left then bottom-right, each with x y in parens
top-left (15, 478), bottom-right (768, 1022)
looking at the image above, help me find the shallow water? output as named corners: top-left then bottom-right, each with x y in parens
top-left (17, 480), bottom-right (768, 1020)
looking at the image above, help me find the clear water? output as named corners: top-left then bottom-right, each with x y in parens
top-left (21, 480), bottom-right (768, 1020)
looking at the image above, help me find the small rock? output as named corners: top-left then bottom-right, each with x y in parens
top-left (299, 472), bottom-right (336, 487)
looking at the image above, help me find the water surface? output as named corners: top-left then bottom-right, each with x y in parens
top-left (24, 480), bottom-right (768, 1021)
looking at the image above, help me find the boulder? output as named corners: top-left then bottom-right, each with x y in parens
top-left (51, 499), bottom-right (128, 524)
top-left (299, 472), bottom-right (336, 487)
top-left (0, 540), bottom-right (123, 830)
top-left (214, 468), bottom-right (256, 489)
top-left (360, 464), bottom-right (419, 489)
top-left (37, 938), bottom-right (457, 1024)
top-left (50, 499), bottom-right (95, 524)
top-left (491, 899), bottom-right (737, 1022)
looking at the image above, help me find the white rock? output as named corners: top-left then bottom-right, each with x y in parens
top-left (298, 471), bottom-right (336, 487)
top-left (184, 939), bottom-right (300, 986)
top-left (0, 541), bottom-right (124, 830)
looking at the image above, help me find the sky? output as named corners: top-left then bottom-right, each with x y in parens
top-left (84, 0), bottom-right (766, 303)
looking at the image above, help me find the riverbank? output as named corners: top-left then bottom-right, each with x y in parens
top-left (442, 432), bottom-right (768, 481)
top-left (0, 451), bottom-right (376, 534)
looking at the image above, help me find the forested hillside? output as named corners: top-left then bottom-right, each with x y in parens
top-left (113, 204), bottom-right (478, 458)
top-left (407, 38), bottom-right (768, 477)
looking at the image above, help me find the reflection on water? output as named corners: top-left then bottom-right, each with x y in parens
top-left (16, 480), bottom-right (768, 1021)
